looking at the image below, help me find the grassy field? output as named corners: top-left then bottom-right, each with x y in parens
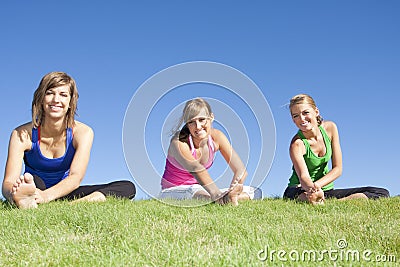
top-left (1, 197), bottom-right (399, 266)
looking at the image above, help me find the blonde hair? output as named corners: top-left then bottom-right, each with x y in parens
top-left (289, 94), bottom-right (323, 125)
top-left (32, 71), bottom-right (79, 128)
top-left (173, 98), bottom-right (213, 141)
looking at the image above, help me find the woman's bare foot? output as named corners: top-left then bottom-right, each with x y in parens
top-left (228, 183), bottom-right (243, 206)
top-left (297, 190), bottom-right (324, 205)
top-left (237, 192), bottom-right (251, 201)
top-left (308, 189), bottom-right (325, 205)
top-left (12, 173), bottom-right (38, 209)
top-left (71, 191), bottom-right (107, 203)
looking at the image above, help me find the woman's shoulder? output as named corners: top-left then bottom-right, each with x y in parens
top-left (13, 122), bottom-right (33, 138)
top-left (290, 133), bottom-right (303, 147)
top-left (209, 128), bottom-right (225, 143)
top-left (9, 122), bottom-right (33, 148)
top-left (168, 134), bottom-right (193, 160)
top-left (73, 120), bottom-right (92, 129)
top-left (169, 134), bottom-right (189, 150)
top-left (290, 134), bottom-right (306, 155)
top-left (72, 121), bottom-right (94, 138)
top-left (210, 129), bottom-right (228, 151)
top-left (210, 128), bottom-right (225, 140)
top-left (14, 122), bottom-right (32, 131)
top-left (321, 120), bottom-right (338, 135)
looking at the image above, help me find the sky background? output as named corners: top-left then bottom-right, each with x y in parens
top-left (1, 1), bottom-right (399, 200)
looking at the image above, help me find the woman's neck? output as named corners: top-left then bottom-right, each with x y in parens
top-left (300, 125), bottom-right (320, 140)
top-left (190, 134), bottom-right (209, 149)
top-left (40, 119), bottom-right (66, 137)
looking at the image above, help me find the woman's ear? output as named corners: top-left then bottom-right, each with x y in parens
top-left (210, 113), bottom-right (215, 122)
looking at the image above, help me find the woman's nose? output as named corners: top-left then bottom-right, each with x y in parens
top-left (53, 93), bottom-right (60, 102)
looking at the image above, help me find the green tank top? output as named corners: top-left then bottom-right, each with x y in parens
top-left (288, 125), bottom-right (334, 191)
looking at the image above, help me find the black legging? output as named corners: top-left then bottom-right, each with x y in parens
top-left (33, 175), bottom-right (136, 200)
top-left (283, 186), bottom-right (389, 200)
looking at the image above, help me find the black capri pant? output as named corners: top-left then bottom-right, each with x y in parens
top-left (33, 175), bottom-right (136, 200)
top-left (283, 186), bottom-right (389, 200)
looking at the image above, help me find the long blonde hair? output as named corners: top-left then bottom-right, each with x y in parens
top-left (289, 94), bottom-right (323, 125)
top-left (32, 71), bottom-right (79, 128)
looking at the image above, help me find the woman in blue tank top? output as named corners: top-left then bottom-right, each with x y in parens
top-left (2, 72), bottom-right (135, 209)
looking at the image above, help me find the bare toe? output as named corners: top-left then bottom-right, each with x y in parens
top-left (228, 184), bottom-right (243, 206)
top-left (309, 190), bottom-right (325, 205)
top-left (12, 173), bottom-right (38, 209)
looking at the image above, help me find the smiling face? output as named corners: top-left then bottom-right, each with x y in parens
top-left (186, 108), bottom-right (214, 140)
top-left (32, 72), bottom-right (78, 128)
top-left (289, 94), bottom-right (323, 133)
top-left (43, 85), bottom-right (71, 121)
top-left (290, 103), bottom-right (320, 132)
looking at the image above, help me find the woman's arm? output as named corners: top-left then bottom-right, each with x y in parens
top-left (2, 124), bottom-right (32, 203)
top-left (212, 129), bottom-right (248, 187)
top-left (168, 137), bottom-right (222, 200)
top-left (289, 136), bottom-right (315, 192)
top-left (313, 121), bottom-right (343, 188)
top-left (35, 122), bottom-right (94, 203)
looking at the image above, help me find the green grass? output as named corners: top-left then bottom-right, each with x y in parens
top-left (1, 197), bottom-right (399, 266)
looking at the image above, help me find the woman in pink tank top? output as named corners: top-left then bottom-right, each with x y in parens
top-left (160, 98), bottom-right (260, 205)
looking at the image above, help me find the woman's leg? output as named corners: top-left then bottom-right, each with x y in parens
top-left (219, 185), bottom-right (261, 201)
top-left (65, 180), bottom-right (136, 202)
top-left (159, 184), bottom-right (205, 200)
top-left (324, 186), bottom-right (389, 200)
top-left (33, 175), bottom-right (46, 190)
top-left (239, 186), bottom-right (263, 200)
top-left (283, 186), bottom-right (305, 200)
top-left (283, 186), bottom-right (324, 204)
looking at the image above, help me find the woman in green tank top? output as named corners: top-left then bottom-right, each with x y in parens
top-left (283, 94), bottom-right (389, 204)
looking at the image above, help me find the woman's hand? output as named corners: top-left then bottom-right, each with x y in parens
top-left (305, 184), bottom-right (325, 205)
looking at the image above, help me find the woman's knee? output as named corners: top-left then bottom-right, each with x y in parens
top-left (109, 180), bottom-right (136, 199)
top-left (364, 186), bottom-right (390, 199)
top-left (375, 187), bottom-right (390, 198)
top-left (123, 180), bottom-right (136, 199)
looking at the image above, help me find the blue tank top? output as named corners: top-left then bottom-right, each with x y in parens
top-left (24, 127), bottom-right (76, 188)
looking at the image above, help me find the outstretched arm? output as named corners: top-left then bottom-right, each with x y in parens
top-left (2, 125), bottom-right (32, 203)
top-left (290, 137), bottom-right (324, 203)
top-left (168, 138), bottom-right (223, 201)
top-left (313, 121), bottom-right (343, 189)
top-left (213, 129), bottom-right (248, 188)
top-left (290, 136), bottom-right (315, 192)
top-left (35, 122), bottom-right (94, 203)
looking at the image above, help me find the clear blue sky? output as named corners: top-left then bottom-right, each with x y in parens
top-left (1, 1), bottom-right (399, 200)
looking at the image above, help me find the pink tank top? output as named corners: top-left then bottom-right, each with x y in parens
top-left (161, 135), bottom-right (215, 189)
